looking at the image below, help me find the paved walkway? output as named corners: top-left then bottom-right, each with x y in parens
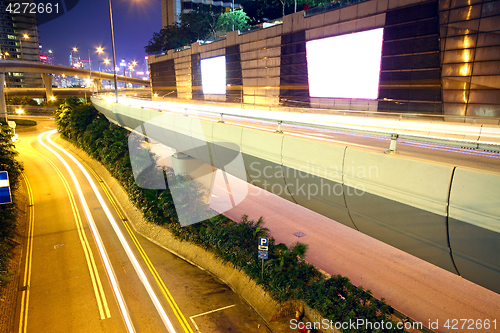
top-left (212, 174), bottom-right (500, 333)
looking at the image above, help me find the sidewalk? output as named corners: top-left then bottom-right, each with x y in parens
top-left (214, 174), bottom-right (500, 333)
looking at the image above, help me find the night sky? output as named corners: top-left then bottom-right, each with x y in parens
top-left (38, 0), bottom-right (162, 69)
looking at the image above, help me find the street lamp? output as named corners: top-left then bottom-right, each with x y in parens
top-left (88, 46), bottom-right (105, 92)
top-left (71, 47), bottom-right (78, 66)
top-left (108, 0), bottom-right (119, 103)
top-left (20, 34), bottom-right (29, 60)
top-left (98, 58), bottom-right (110, 80)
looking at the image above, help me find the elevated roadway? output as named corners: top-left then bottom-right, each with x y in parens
top-left (91, 95), bottom-right (500, 299)
top-left (0, 60), bottom-right (149, 86)
top-left (4, 87), bottom-right (150, 99)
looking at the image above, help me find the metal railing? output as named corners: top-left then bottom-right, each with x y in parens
top-left (94, 94), bottom-right (500, 153)
top-left (304, 0), bottom-right (370, 17)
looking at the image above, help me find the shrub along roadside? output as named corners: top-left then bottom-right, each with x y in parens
top-left (0, 122), bottom-right (23, 292)
top-left (55, 99), bottom-right (407, 333)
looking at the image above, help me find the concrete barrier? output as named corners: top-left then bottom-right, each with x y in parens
top-left (281, 135), bottom-right (355, 229)
top-left (449, 167), bottom-right (500, 293)
top-left (343, 147), bottom-right (457, 273)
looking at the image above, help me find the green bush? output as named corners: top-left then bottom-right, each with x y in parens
top-left (0, 123), bottom-right (23, 293)
top-left (7, 96), bottom-right (39, 106)
top-left (55, 101), bottom-right (407, 332)
top-left (13, 119), bottom-right (37, 126)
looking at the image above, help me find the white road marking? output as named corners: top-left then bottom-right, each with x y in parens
top-left (189, 304), bottom-right (236, 333)
top-left (45, 130), bottom-right (179, 333)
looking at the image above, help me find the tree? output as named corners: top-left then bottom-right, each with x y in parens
top-left (215, 10), bottom-right (251, 33)
top-left (145, 9), bottom-right (219, 55)
top-left (240, 0), bottom-right (333, 24)
top-left (7, 96), bottom-right (38, 106)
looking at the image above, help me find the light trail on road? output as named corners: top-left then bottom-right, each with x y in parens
top-left (22, 141), bottom-right (112, 320)
top-left (18, 173), bottom-right (34, 333)
top-left (41, 129), bottom-right (179, 333)
top-left (82, 162), bottom-right (194, 333)
top-left (37, 131), bottom-right (136, 333)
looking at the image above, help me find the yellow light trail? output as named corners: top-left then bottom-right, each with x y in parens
top-left (22, 142), bottom-right (111, 320)
top-left (83, 161), bottom-right (194, 333)
top-left (37, 131), bottom-right (137, 333)
top-left (44, 130), bottom-right (179, 333)
top-left (18, 173), bottom-right (34, 333)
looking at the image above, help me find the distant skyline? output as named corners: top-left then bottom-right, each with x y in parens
top-left (38, 0), bottom-right (161, 69)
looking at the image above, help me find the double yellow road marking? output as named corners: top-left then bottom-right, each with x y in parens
top-left (85, 163), bottom-right (194, 333)
top-left (18, 173), bottom-right (34, 333)
top-left (20, 131), bottom-right (194, 333)
top-left (41, 154), bottom-right (111, 320)
top-left (18, 141), bottom-right (111, 333)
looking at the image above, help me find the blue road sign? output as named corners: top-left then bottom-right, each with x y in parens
top-left (0, 172), bottom-right (12, 205)
top-left (258, 250), bottom-right (269, 260)
top-left (259, 237), bottom-right (269, 247)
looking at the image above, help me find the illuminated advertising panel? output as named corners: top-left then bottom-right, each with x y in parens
top-left (306, 28), bottom-right (384, 100)
top-left (201, 56), bottom-right (226, 95)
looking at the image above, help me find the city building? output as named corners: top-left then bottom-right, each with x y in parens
top-left (0, 0), bottom-right (41, 87)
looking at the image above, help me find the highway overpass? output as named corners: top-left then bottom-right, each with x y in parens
top-left (91, 96), bottom-right (500, 295)
top-left (4, 87), bottom-right (151, 99)
top-left (0, 60), bottom-right (151, 121)
top-left (0, 60), bottom-right (149, 86)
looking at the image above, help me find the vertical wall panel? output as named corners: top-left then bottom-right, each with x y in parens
top-left (174, 54), bottom-right (191, 100)
top-left (191, 53), bottom-right (203, 101)
top-left (226, 45), bottom-right (243, 103)
top-left (379, 0), bottom-right (443, 114)
top-left (240, 36), bottom-right (281, 106)
top-left (440, 0), bottom-right (500, 117)
top-left (150, 59), bottom-right (177, 98)
top-left (279, 31), bottom-right (310, 107)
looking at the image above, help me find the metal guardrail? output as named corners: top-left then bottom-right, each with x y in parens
top-left (94, 95), bottom-right (500, 153)
top-left (304, 0), bottom-right (370, 17)
top-left (212, 110), bottom-right (500, 153)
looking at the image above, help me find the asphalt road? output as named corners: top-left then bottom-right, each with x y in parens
top-left (14, 119), bottom-right (272, 333)
top-left (209, 114), bottom-right (500, 173)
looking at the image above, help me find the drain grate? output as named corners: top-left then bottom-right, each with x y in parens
top-left (293, 232), bottom-right (306, 237)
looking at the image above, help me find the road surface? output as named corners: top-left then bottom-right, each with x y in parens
top-left (14, 119), bottom-right (272, 333)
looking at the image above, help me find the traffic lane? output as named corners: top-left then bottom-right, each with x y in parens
top-left (52, 133), bottom-right (273, 333)
top-left (187, 112), bottom-right (500, 172)
top-left (41, 132), bottom-right (173, 333)
top-left (213, 172), bottom-right (500, 333)
top-left (16, 135), bottom-right (125, 332)
top-left (135, 231), bottom-right (272, 333)
top-left (279, 123), bottom-right (500, 172)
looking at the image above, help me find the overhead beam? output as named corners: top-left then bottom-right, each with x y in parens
top-left (0, 60), bottom-right (149, 86)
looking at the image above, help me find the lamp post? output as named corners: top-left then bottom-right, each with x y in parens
top-left (98, 58), bottom-right (110, 80)
top-left (98, 58), bottom-right (110, 91)
top-left (20, 34), bottom-right (29, 60)
top-left (71, 47), bottom-right (78, 66)
top-left (88, 47), bottom-right (104, 92)
top-left (88, 49), bottom-right (92, 82)
top-left (108, 0), bottom-right (119, 103)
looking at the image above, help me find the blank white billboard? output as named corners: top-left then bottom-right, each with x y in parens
top-left (306, 28), bottom-right (384, 100)
top-left (201, 56), bottom-right (226, 95)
